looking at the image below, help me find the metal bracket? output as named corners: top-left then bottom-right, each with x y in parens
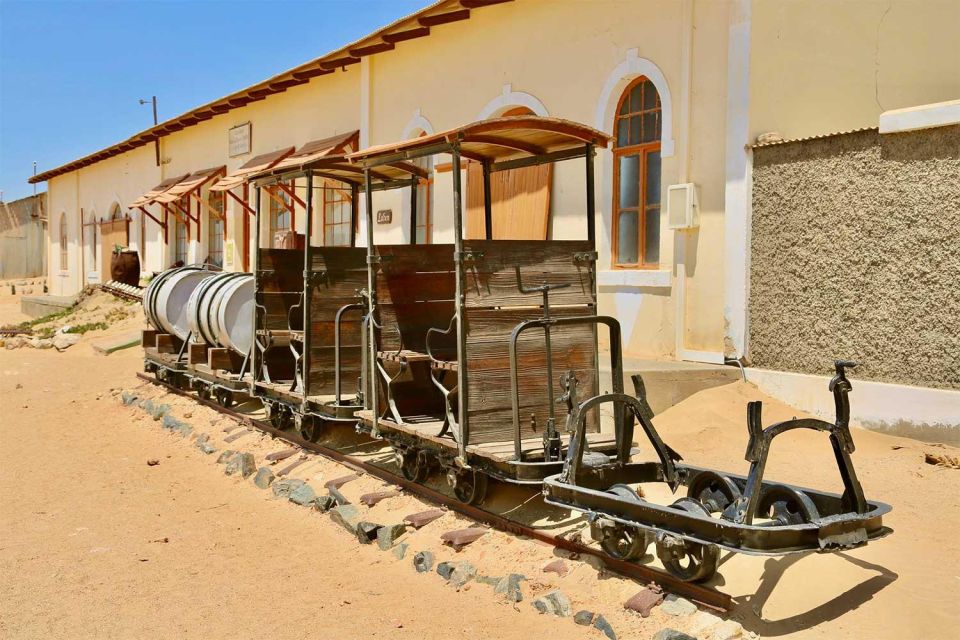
top-left (573, 251), bottom-right (598, 264)
top-left (457, 250), bottom-right (484, 263)
top-left (304, 271), bottom-right (328, 289)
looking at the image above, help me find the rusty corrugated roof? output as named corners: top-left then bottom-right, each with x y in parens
top-left (751, 126), bottom-right (879, 148)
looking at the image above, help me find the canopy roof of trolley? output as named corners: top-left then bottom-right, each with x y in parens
top-left (247, 129), bottom-right (427, 191)
top-left (346, 116), bottom-right (611, 177)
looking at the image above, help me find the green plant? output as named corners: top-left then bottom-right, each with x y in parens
top-left (64, 322), bottom-right (108, 335)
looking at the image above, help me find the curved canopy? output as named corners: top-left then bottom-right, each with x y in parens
top-left (347, 116), bottom-right (611, 180)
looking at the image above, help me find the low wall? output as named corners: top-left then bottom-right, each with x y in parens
top-left (750, 125), bottom-right (960, 392)
top-left (0, 194), bottom-right (46, 280)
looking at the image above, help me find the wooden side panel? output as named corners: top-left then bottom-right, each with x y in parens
top-left (462, 240), bottom-right (595, 308)
top-left (188, 343), bottom-right (209, 365)
top-left (463, 307), bottom-right (599, 445)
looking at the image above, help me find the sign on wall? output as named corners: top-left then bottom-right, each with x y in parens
top-left (228, 122), bottom-right (252, 157)
top-left (376, 209), bottom-right (393, 224)
top-left (224, 239), bottom-right (236, 270)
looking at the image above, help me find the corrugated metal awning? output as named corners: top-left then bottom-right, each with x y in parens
top-left (268, 130), bottom-right (359, 174)
top-left (154, 165), bottom-right (226, 203)
top-left (209, 147), bottom-right (295, 192)
top-left (129, 174), bottom-right (189, 208)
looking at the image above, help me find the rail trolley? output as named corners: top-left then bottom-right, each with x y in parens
top-left (347, 116), bottom-right (621, 503)
top-left (141, 264), bottom-right (253, 408)
top-left (542, 359), bottom-right (892, 582)
top-left (244, 131), bottom-right (427, 440)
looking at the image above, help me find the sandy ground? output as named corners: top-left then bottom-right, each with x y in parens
top-left (1, 300), bottom-right (958, 639)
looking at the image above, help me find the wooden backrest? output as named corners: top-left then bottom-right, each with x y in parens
top-left (257, 248), bottom-right (303, 331)
top-left (307, 247), bottom-right (367, 396)
top-left (461, 240), bottom-right (598, 445)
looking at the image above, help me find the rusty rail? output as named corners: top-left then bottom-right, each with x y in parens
top-left (135, 371), bottom-right (732, 612)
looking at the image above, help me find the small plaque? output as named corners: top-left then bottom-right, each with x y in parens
top-left (228, 122), bottom-right (251, 157)
top-left (224, 239), bottom-right (236, 269)
top-left (376, 209), bottom-right (392, 224)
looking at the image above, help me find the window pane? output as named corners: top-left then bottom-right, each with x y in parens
top-left (630, 83), bottom-right (643, 113)
top-left (642, 111), bottom-right (661, 143)
top-left (617, 210), bottom-right (639, 265)
top-left (629, 115), bottom-right (641, 145)
top-left (645, 150), bottom-right (661, 206)
top-left (618, 154), bottom-right (640, 208)
top-left (619, 95), bottom-right (630, 115)
top-left (616, 117), bottom-right (629, 147)
top-left (644, 207), bottom-right (660, 265)
top-left (643, 80), bottom-right (658, 110)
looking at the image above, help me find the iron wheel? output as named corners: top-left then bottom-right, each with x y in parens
top-left (687, 471), bottom-right (742, 514)
top-left (398, 449), bottom-right (429, 483)
top-left (757, 485), bottom-right (820, 525)
top-left (655, 498), bottom-right (719, 582)
top-left (452, 468), bottom-right (488, 505)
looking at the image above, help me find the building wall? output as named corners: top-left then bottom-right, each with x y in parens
top-left (365, 0), bottom-right (734, 358)
top-left (0, 193), bottom-right (47, 280)
top-left (749, 0), bottom-right (960, 141)
top-left (749, 125), bottom-right (960, 391)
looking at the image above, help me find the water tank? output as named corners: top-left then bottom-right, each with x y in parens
top-left (184, 271), bottom-right (254, 356)
top-left (142, 266), bottom-right (215, 341)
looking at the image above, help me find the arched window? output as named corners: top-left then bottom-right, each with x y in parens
top-left (59, 213), bottom-right (68, 271)
top-left (612, 76), bottom-right (661, 267)
top-left (207, 190), bottom-right (224, 267)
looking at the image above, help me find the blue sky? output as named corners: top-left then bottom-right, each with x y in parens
top-left (0, 0), bottom-right (425, 202)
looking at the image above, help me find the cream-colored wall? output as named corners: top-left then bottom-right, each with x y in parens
top-left (749, 0), bottom-right (960, 141)
top-left (365, 0), bottom-right (732, 358)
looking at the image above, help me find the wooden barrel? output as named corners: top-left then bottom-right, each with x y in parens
top-left (110, 249), bottom-right (141, 287)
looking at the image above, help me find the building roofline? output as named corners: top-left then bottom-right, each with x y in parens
top-left (29, 0), bottom-right (513, 184)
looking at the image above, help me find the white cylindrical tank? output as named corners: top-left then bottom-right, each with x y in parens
top-left (214, 275), bottom-right (255, 356)
top-left (143, 266), bottom-right (215, 341)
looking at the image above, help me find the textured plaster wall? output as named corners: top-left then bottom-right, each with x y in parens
top-left (750, 126), bottom-right (960, 391)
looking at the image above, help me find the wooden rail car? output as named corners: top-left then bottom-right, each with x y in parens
top-left (246, 132), bottom-right (423, 440)
top-left (141, 265), bottom-right (252, 408)
top-left (348, 116), bottom-right (622, 503)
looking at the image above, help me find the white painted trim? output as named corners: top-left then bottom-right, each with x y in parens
top-left (358, 57), bottom-right (372, 247)
top-left (745, 367), bottom-right (960, 443)
top-left (597, 269), bottom-right (671, 289)
top-left (594, 50), bottom-right (675, 157)
top-left (399, 110), bottom-right (436, 244)
top-left (879, 99), bottom-right (960, 134)
top-left (722, 0), bottom-right (752, 360)
top-left (400, 108), bottom-right (435, 140)
top-left (477, 84), bottom-right (549, 119)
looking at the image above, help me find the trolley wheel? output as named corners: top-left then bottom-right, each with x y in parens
top-left (397, 449), bottom-right (430, 483)
top-left (687, 471), bottom-right (742, 514)
top-left (655, 498), bottom-right (719, 582)
top-left (757, 485), bottom-right (820, 526)
top-left (598, 484), bottom-right (650, 561)
top-left (214, 388), bottom-right (234, 409)
top-left (450, 467), bottom-right (488, 505)
top-left (197, 385), bottom-right (211, 402)
top-left (296, 414), bottom-right (319, 442)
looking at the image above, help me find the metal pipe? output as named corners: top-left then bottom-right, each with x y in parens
top-left (585, 143), bottom-right (596, 246)
top-left (302, 175), bottom-right (313, 408)
top-left (482, 160), bottom-right (493, 240)
top-left (409, 176), bottom-right (418, 244)
top-left (334, 303), bottom-right (365, 404)
top-left (251, 186), bottom-right (262, 385)
top-left (451, 145), bottom-right (469, 465)
top-left (364, 168), bottom-right (379, 437)
top-left (350, 183), bottom-right (359, 247)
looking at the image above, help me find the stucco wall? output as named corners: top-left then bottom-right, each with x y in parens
top-left (749, 125), bottom-right (960, 390)
top-left (0, 193), bottom-right (46, 280)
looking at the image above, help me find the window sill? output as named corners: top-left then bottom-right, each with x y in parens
top-left (597, 269), bottom-right (671, 289)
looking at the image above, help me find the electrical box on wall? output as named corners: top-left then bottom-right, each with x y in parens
top-left (667, 183), bottom-right (699, 230)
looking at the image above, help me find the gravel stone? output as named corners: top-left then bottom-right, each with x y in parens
top-left (121, 391), bottom-right (139, 406)
top-left (253, 467), bottom-right (275, 489)
top-left (52, 333), bottom-right (80, 351)
top-left (449, 562), bottom-right (477, 589)
top-left (532, 589), bottom-right (572, 617)
top-left (288, 483), bottom-right (317, 506)
top-left (313, 495), bottom-right (336, 512)
top-left (197, 441), bottom-right (217, 455)
top-left (574, 610), bottom-right (596, 626)
top-left (376, 523), bottom-right (408, 550)
top-left (475, 575), bottom-right (501, 587)
top-left (593, 615), bottom-right (616, 640)
top-left (216, 450), bottom-right (236, 464)
top-left (356, 521), bottom-right (382, 544)
top-left (413, 550), bottom-right (435, 573)
top-left (690, 611), bottom-right (724, 635)
top-left (271, 478), bottom-right (304, 498)
top-left (436, 561), bottom-right (455, 580)
top-left (494, 573), bottom-right (526, 603)
top-left (661, 595), bottom-right (698, 617)
top-left (391, 543), bottom-right (408, 560)
top-left (710, 621), bottom-right (743, 640)
top-left (329, 504), bottom-right (362, 535)
top-left (225, 452), bottom-right (256, 478)
top-left (652, 629), bottom-right (697, 640)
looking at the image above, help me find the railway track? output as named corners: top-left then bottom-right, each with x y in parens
top-left (136, 371), bottom-right (732, 612)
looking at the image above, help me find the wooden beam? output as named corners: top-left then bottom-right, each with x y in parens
top-left (460, 0), bottom-right (512, 8)
top-left (419, 8), bottom-right (470, 26)
top-left (263, 186), bottom-right (296, 217)
top-left (269, 78), bottom-right (307, 90)
top-left (274, 182), bottom-right (307, 209)
top-left (224, 188), bottom-right (255, 217)
top-left (382, 26), bottom-right (430, 44)
top-left (293, 67), bottom-right (334, 81)
top-left (320, 56), bottom-right (361, 70)
top-left (348, 42), bottom-right (395, 57)
top-left (137, 205), bottom-right (165, 230)
top-left (464, 134), bottom-right (545, 156)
